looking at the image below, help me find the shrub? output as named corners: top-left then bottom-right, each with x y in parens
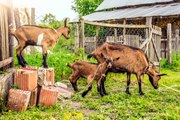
top-left (161, 52), bottom-right (180, 71)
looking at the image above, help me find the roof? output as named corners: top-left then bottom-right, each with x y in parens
top-left (80, 3), bottom-right (180, 22)
top-left (96, 0), bottom-right (174, 11)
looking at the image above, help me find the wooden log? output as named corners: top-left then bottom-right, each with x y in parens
top-left (167, 23), bottom-right (172, 64)
top-left (0, 57), bottom-right (13, 68)
top-left (31, 8), bottom-right (35, 25)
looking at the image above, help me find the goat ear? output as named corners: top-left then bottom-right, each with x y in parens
top-left (114, 57), bottom-right (120, 61)
top-left (158, 73), bottom-right (167, 76)
top-left (64, 18), bottom-right (69, 27)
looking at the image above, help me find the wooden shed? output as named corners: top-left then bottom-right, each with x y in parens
top-left (72, 0), bottom-right (180, 64)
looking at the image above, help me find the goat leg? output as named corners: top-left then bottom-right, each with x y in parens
top-left (101, 79), bottom-right (108, 95)
top-left (20, 51), bottom-right (27, 65)
top-left (125, 73), bottom-right (131, 95)
top-left (82, 85), bottom-right (92, 97)
top-left (136, 75), bottom-right (144, 95)
top-left (42, 53), bottom-right (48, 68)
top-left (17, 54), bottom-right (26, 67)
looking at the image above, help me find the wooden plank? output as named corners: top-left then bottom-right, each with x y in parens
top-left (0, 57), bottom-right (13, 68)
top-left (167, 23), bottom-right (172, 64)
top-left (84, 20), bottom-right (148, 29)
top-left (79, 19), bottom-right (85, 49)
top-left (140, 29), bottom-right (152, 49)
top-left (114, 28), bottom-right (117, 43)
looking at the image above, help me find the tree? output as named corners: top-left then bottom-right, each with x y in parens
top-left (72, 0), bottom-right (103, 17)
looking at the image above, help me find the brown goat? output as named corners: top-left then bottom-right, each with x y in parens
top-left (9, 18), bottom-right (70, 68)
top-left (87, 42), bottom-right (166, 95)
top-left (67, 53), bottom-right (119, 97)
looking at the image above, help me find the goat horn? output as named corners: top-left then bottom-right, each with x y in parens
top-left (64, 18), bottom-right (69, 27)
top-left (158, 73), bottom-right (167, 76)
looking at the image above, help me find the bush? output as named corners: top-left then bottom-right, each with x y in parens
top-left (161, 52), bottom-right (180, 71)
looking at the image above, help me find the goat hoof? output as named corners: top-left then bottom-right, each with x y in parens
top-left (139, 92), bottom-right (145, 96)
top-left (81, 92), bottom-right (87, 97)
top-left (104, 92), bottom-right (108, 95)
top-left (126, 91), bottom-right (131, 95)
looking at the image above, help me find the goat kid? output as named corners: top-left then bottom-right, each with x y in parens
top-left (9, 18), bottom-right (70, 68)
top-left (67, 53), bottom-right (119, 97)
top-left (87, 42), bottom-right (167, 95)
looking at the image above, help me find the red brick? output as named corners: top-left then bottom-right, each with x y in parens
top-left (21, 66), bottom-right (38, 71)
top-left (7, 89), bottom-right (31, 112)
top-left (38, 86), bottom-right (58, 107)
top-left (14, 69), bottom-right (37, 91)
top-left (38, 68), bottom-right (54, 86)
top-left (29, 88), bottom-right (38, 106)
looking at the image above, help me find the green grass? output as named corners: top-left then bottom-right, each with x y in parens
top-left (1, 41), bottom-right (180, 119)
top-left (1, 68), bottom-right (180, 119)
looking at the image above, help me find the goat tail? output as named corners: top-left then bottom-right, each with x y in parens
top-left (87, 53), bottom-right (94, 59)
top-left (8, 24), bottom-right (16, 35)
top-left (66, 63), bottom-right (73, 68)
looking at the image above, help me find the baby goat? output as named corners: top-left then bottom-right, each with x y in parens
top-left (9, 18), bottom-right (70, 68)
top-left (67, 53), bottom-right (119, 97)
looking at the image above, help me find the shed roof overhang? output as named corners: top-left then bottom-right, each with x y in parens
top-left (72, 3), bottom-right (180, 23)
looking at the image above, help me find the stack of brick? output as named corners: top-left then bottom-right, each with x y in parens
top-left (7, 67), bottom-right (58, 112)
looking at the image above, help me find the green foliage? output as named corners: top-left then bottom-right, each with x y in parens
top-left (39, 13), bottom-right (62, 28)
top-left (72, 0), bottom-right (103, 17)
top-left (161, 52), bottom-right (180, 71)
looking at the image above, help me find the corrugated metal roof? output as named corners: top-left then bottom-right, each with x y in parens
top-left (81, 3), bottom-right (180, 22)
top-left (96, 0), bottom-right (174, 11)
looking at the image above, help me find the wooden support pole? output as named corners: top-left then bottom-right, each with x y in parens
top-left (175, 28), bottom-right (179, 52)
top-left (167, 23), bottom-right (172, 64)
top-left (95, 26), bottom-right (100, 47)
top-left (74, 23), bottom-right (79, 53)
top-left (146, 17), bottom-right (152, 60)
top-left (123, 19), bottom-right (126, 44)
top-left (114, 28), bottom-right (117, 43)
top-left (79, 18), bottom-right (85, 55)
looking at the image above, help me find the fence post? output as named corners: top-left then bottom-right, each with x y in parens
top-left (114, 28), bottom-right (117, 43)
top-left (74, 23), bottom-right (79, 53)
top-left (123, 19), bottom-right (126, 44)
top-left (167, 23), bottom-right (172, 64)
top-left (146, 17), bottom-right (152, 60)
top-left (96, 26), bottom-right (100, 47)
top-left (175, 28), bottom-right (179, 52)
top-left (79, 18), bottom-right (85, 53)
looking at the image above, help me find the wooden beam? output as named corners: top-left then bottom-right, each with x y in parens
top-left (84, 20), bottom-right (148, 29)
top-left (167, 23), bottom-right (172, 64)
top-left (79, 19), bottom-right (85, 54)
top-left (0, 57), bottom-right (14, 68)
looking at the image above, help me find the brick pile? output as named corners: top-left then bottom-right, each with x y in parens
top-left (7, 67), bottom-right (60, 112)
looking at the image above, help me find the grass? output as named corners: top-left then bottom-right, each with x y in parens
top-left (0, 68), bottom-right (180, 119)
top-left (1, 41), bottom-right (180, 119)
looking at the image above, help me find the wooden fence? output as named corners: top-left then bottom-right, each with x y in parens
top-left (0, 3), bottom-right (14, 70)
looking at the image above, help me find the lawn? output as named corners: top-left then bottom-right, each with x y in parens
top-left (0, 43), bottom-right (180, 120)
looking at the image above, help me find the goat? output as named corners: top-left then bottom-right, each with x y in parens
top-left (9, 18), bottom-right (70, 68)
top-left (87, 42), bottom-right (166, 95)
top-left (67, 53), bottom-right (119, 97)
